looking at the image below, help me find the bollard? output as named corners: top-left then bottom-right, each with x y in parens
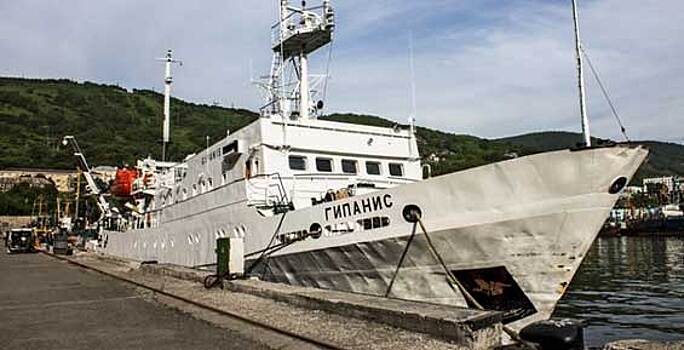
top-left (519, 318), bottom-right (585, 350)
top-left (205, 237), bottom-right (244, 289)
top-left (216, 237), bottom-right (231, 277)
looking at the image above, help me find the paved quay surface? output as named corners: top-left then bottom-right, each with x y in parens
top-left (43, 251), bottom-right (480, 350)
top-left (0, 249), bottom-right (292, 350)
top-left (0, 249), bottom-right (478, 350)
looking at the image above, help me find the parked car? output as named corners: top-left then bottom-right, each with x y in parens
top-left (6, 228), bottom-right (35, 254)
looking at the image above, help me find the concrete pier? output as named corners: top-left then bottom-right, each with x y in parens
top-left (39, 250), bottom-right (503, 349)
top-left (138, 262), bottom-right (502, 345)
top-left (603, 340), bottom-right (684, 350)
top-left (3, 248), bottom-right (682, 349)
top-left (0, 249), bottom-right (271, 349)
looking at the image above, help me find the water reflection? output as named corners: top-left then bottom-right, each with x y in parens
top-left (554, 236), bottom-right (684, 347)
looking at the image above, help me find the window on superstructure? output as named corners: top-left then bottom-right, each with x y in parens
top-left (341, 159), bottom-right (357, 174)
top-left (389, 163), bottom-right (404, 177)
top-left (366, 161), bottom-right (381, 175)
top-left (223, 140), bottom-right (238, 155)
top-left (316, 158), bottom-right (333, 172)
top-left (288, 155), bottom-right (307, 171)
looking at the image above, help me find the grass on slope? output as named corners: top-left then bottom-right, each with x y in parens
top-left (0, 78), bottom-right (257, 169)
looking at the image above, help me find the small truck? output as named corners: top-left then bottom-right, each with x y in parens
top-left (6, 228), bottom-right (35, 254)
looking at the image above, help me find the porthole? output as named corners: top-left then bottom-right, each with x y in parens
top-left (309, 223), bottom-right (323, 239)
top-left (609, 176), bottom-right (628, 194)
top-left (402, 204), bottom-right (422, 223)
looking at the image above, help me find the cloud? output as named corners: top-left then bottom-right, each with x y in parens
top-left (0, 0), bottom-right (681, 142)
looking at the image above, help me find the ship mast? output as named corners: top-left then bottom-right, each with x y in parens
top-left (158, 49), bottom-right (182, 161)
top-left (571, 0), bottom-right (591, 147)
top-left (261, 0), bottom-right (335, 121)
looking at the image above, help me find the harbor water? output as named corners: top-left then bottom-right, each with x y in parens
top-left (554, 236), bottom-right (684, 347)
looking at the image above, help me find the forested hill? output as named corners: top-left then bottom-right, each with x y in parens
top-left (495, 132), bottom-right (684, 181)
top-left (0, 77), bottom-right (258, 169)
top-left (0, 77), bottom-right (681, 181)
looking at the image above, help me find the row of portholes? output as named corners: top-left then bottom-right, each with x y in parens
top-left (195, 177), bottom-right (214, 195)
top-left (215, 228), bottom-right (228, 240)
top-left (133, 238), bottom-right (176, 251)
top-left (162, 176), bottom-right (217, 207)
top-left (187, 233), bottom-right (201, 245)
top-left (131, 225), bottom-right (246, 252)
top-left (214, 225), bottom-right (247, 240)
top-left (133, 225), bottom-right (246, 250)
top-left (189, 225), bottom-right (247, 244)
top-left (234, 225), bottom-right (247, 238)
top-left (132, 233), bottom-right (202, 250)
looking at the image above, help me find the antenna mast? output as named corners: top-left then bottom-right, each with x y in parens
top-left (408, 32), bottom-right (417, 159)
top-left (158, 49), bottom-right (182, 161)
top-left (260, 0), bottom-right (335, 121)
top-left (571, 0), bottom-right (591, 147)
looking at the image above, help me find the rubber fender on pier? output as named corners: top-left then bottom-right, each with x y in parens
top-left (519, 318), bottom-right (585, 350)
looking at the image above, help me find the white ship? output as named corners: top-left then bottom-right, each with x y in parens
top-left (101, 0), bottom-right (648, 332)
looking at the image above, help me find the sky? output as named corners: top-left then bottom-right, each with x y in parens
top-left (1, 0), bottom-right (682, 143)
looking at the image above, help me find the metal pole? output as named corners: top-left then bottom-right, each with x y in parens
top-left (162, 50), bottom-right (173, 161)
top-left (572, 0), bottom-right (591, 147)
top-left (299, 52), bottom-right (309, 119)
top-left (279, 0), bottom-right (289, 147)
top-left (408, 32), bottom-right (417, 158)
top-left (74, 169), bottom-right (81, 225)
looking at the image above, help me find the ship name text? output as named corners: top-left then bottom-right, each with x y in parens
top-left (324, 194), bottom-right (393, 221)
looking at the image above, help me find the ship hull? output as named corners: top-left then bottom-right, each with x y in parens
top-left (104, 145), bottom-right (648, 329)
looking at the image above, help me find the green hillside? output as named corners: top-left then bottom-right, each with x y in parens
top-left (0, 77), bottom-right (257, 169)
top-left (0, 77), bottom-right (681, 183)
top-left (495, 131), bottom-right (684, 182)
top-left (322, 113), bottom-right (524, 175)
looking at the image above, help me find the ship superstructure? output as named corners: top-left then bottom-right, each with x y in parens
top-left (103, 0), bottom-right (648, 334)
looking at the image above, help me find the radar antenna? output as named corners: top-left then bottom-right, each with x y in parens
top-left (258, 0), bottom-right (335, 121)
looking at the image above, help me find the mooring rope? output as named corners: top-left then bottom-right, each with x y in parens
top-left (416, 218), bottom-right (536, 347)
top-left (384, 210), bottom-right (536, 348)
top-left (384, 222), bottom-right (418, 298)
top-left (245, 211), bottom-right (288, 276)
top-left (205, 211), bottom-right (290, 289)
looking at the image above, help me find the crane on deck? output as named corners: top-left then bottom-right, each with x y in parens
top-left (62, 136), bottom-right (112, 223)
